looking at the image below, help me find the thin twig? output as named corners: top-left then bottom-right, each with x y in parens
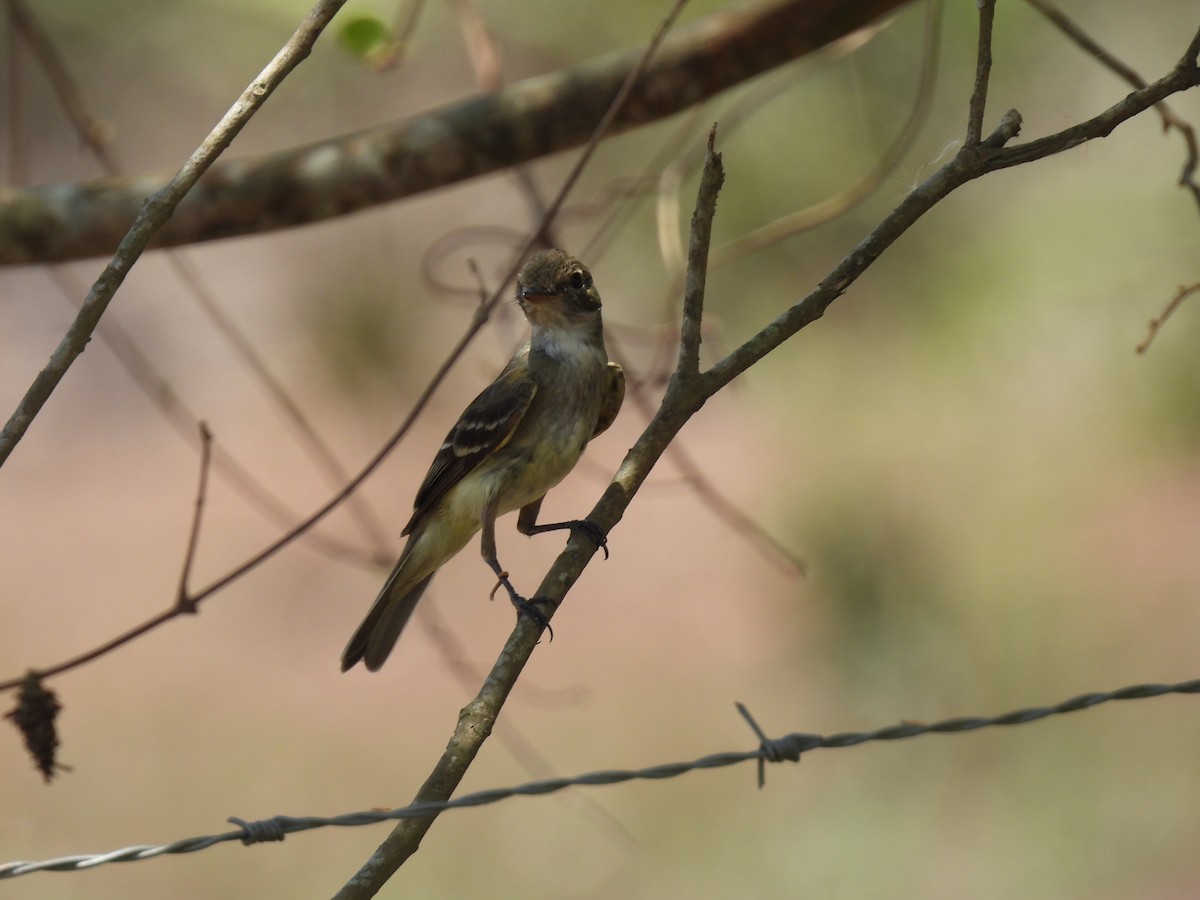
top-left (677, 126), bottom-right (723, 377)
top-left (5, 0), bottom-right (118, 170)
top-left (1024, 0), bottom-right (1200, 212)
top-left (175, 424), bottom-right (214, 613)
top-left (710, 0), bottom-right (943, 267)
top-left (608, 339), bottom-right (808, 578)
top-left (5, 1), bottom-right (26, 186)
top-left (392, 0), bottom-right (427, 60)
top-left (700, 31), bottom-right (1200, 397)
top-left (584, 0), bottom-right (938, 580)
top-left (581, 2), bottom-right (940, 581)
top-left (0, 0), bottom-right (350, 468)
top-left (1136, 283), bottom-right (1200, 354)
top-left (11, 0), bottom-right (393, 557)
top-left (164, 252), bottom-right (394, 555)
top-left (44, 267), bottom-right (381, 569)
top-left (965, 0), bottom-right (996, 146)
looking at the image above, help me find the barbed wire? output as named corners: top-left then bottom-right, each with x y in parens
top-left (4, 677), bottom-right (1199, 879)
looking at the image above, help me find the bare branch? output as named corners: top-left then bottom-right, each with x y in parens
top-left (392, 0), bottom-right (428, 64)
top-left (332, 6), bottom-right (694, 894)
top-left (174, 424), bottom-right (214, 614)
top-left (965, 0), bottom-right (996, 146)
top-left (6, 0), bottom-right (118, 171)
top-left (977, 53), bottom-right (1200, 170)
top-left (710, 0), bottom-right (943, 266)
top-left (8, 0), bottom-right (394, 555)
top-left (677, 126), bottom-right (724, 377)
top-left (1136, 283), bottom-right (1200, 354)
top-left (43, 266), bottom-right (381, 568)
top-left (0, 0), bottom-right (350, 468)
top-left (704, 48), bottom-right (1200, 396)
top-left (163, 252), bottom-right (394, 555)
top-left (1025, 0), bottom-right (1200, 212)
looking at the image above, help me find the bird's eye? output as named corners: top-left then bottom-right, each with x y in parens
top-left (569, 270), bottom-right (586, 290)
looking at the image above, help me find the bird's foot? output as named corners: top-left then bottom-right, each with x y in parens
top-left (566, 519), bottom-right (609, 560)
top-left (489, 572), bottom-right (554, 641)
top-left (512, 596), bottom-right (555, 642)
top-left (525, 518), bottom-right (610, 559)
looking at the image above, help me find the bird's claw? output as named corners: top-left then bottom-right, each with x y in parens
top-left (512, 596), bottom-right (555, 642)
top-left (489, 572), bottom-right (555, 641)
top-left (571, 519), bottom-right (609, 560)
top-left (488, 572), bottom-right (510, 602)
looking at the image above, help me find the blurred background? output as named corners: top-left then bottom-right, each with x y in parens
top-left (2, 0), bottom-right (1199, 897)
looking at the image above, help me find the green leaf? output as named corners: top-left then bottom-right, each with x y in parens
top-left (338, 16), bottom-right (395, 65)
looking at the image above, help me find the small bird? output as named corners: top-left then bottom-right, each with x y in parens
top-left (341, 249), bottom-right (625, 672)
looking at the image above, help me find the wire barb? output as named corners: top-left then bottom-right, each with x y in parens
top-left (735, 701), bottom-right (815, 788)
top-left (228, 817), bottom-right (287, 845)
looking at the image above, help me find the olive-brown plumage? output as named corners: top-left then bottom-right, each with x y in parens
top-left (341, 250), bottom-right (624, 672)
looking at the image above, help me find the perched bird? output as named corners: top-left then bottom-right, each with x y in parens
top-left (341, 249), bottom-right (625, 672)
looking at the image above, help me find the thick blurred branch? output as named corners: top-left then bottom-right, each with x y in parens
top-left (0, 0), bottom-right (909, 265)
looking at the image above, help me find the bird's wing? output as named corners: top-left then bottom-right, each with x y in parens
top-left (402, 364), bottom-right (538, 535)
top-left (591, 361), bottom-right (625, 439)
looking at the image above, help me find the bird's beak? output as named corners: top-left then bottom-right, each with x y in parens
top-left (519, 288), bottom-right (557, 304)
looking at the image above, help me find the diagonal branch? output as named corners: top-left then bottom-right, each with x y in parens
top-left (704, 36), bottom-right (1200, 395)
top-left (9, 0), bottom-right (393, 555)
top-left (0, 0), bottom-right (689, 696)
top-left (174, 423), bottom-right (214, 613)
top-left (709, 0), bottom-right (943, 268)
top-left (0, 0), bottom-right (350, 468)
top-left (332, 7), bottom-right (694, 895)
top-left (332, 27), bottom-right (1200, 894)
top-left (1024, 0), bottom-right (1200, 212)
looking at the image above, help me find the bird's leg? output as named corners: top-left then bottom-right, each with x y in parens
top-left (517, 497), bottom-right (610, 560)
top-left (481, 493), bottom-right (553, 638)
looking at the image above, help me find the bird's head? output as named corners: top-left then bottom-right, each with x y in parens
top-left (516, 249), bottom-right (603, 332)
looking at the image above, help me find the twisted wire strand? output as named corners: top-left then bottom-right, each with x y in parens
top-left (4, 677), bottom-right (1197, 878)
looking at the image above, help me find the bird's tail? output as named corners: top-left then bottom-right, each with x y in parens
top-left (341, 566), bottom-right (435, 672)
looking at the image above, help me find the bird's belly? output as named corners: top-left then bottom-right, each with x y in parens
top-left (490, 435), bottom-right (586, 517)
top-left (427, 431), bottom-right (585, 541)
